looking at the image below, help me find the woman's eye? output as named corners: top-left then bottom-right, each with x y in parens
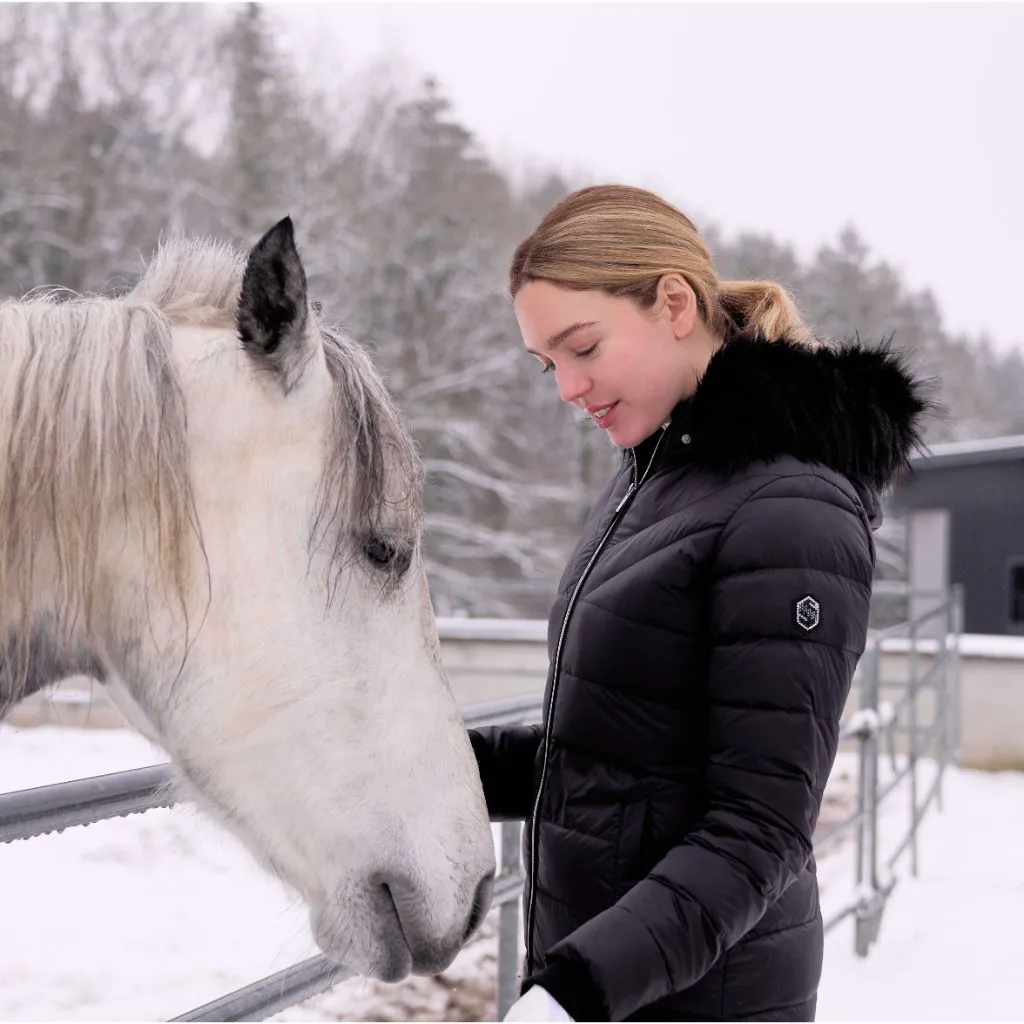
top-left (538, 343), bottom-right (598, 375)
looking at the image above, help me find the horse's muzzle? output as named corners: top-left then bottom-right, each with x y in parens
top-left (378, 868), bottom-right (495, 978)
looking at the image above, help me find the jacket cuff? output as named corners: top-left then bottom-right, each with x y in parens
top-left (525, 958), bottom-right (608, 1022)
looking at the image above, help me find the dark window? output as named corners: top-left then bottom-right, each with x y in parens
top-left (1011, 562), bottom-right (1024, 624)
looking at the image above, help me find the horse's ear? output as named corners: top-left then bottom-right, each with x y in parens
top-left (237, 216), bottom-right (312, 392)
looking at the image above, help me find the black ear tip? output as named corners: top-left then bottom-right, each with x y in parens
top-left (257, 216), bottom-right (296, 250)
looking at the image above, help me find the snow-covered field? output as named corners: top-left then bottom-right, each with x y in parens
top-left (1, 722), bottom-right (1021, 1022)
top-left (816, 760), bottom-right (1024, 1022)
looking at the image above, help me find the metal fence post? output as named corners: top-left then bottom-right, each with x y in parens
top-left (855, 638), bottom-right (882, 958)
top-left (853, 651), bottom-right (871, 899)
top-left (496, 821), bottom-right (523, 1021)
top-left (951, 584), bottom-right (965, 767)
top-left (936, 603), bottom-right (946, 815)
top-left (907, 613), bottom-right (920, 879)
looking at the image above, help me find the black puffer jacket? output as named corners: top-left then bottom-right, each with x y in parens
top-left (470, 333), bottom-right (930, 1022)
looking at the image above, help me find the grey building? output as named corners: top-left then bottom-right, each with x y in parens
top-left (889, 435), bottom-right (1024, 636)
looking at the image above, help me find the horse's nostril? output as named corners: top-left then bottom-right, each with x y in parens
top-left (464, 873), bottom-right (494, 941)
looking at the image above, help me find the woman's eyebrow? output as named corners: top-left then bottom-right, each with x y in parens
top-left (525, 320), bottom-right (598, 355)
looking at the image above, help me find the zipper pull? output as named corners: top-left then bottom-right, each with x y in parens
top-left (615, 483), bottom-right (636, 513)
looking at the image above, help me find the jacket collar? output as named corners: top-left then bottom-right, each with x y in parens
top-left (630, 330), bottom-right (934, 498)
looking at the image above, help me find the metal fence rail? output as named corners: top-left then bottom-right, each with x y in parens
top-left (168, 875), bottom-right (529, 1023)
top-left (0, 589), bottom-right (962, 1021)
top-left (0, 764), bottom-right (174, 844)
top-left (818, 584), bottom-right (963, 956)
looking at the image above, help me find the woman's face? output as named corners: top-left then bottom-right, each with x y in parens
top-left (514, 278), bottom-right (702, 449)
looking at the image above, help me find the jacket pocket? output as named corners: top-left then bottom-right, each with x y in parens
top-left (614, 796), bottom-right (651, 887)
top-left (537, 817), bottom-right (621, 913)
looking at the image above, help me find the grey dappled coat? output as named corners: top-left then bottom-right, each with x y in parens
top-left (469, 331), bottom-right (931, 1022)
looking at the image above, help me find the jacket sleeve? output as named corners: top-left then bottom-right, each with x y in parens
top-left (529, 474), bottom-right (875, 1021)
top-left (469, 724), bottom-right (543, 822)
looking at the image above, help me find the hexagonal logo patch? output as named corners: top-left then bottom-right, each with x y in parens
top-left (795, 595), bottom-right (821, 632)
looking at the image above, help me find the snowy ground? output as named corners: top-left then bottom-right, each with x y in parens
top-left (1, 722), bottom-right (1021, 1022)
top-left (816, 761), bottom-right (1024, 1022)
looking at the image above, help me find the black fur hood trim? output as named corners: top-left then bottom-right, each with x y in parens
top-left (677, 332), bottom-right (934, 492)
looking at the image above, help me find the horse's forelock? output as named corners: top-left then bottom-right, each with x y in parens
top-left (129, 237), bottom-right (246, 328)
top-left (317, 327), bottom-right (424, 600)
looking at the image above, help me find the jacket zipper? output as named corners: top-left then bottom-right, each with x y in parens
top-left (524, 427), bottom-right (668, 969)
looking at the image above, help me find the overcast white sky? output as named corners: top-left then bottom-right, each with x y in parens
top-left (271, 1), bottom-right (1023, 355)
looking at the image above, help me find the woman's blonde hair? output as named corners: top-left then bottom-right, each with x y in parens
top-left (510, 184), bottom-right (812, 345)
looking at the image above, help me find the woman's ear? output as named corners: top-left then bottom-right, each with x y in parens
top-left (657, 273), bottom-right (699, 340)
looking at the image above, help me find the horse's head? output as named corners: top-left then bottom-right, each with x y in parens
top-left (103, 220), bottom-right (495, 981)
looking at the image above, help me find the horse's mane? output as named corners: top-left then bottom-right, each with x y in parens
top-left (0, 236), bottom-right (421, 703)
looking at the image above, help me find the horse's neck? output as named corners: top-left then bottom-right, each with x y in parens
top-left (0, 614), bottom-right (106, 719)
top-left (0, 638), bottom-right (42, 719)
top-left (0, 668), bottom-right (17, 718)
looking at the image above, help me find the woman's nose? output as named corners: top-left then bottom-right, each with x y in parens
top-left (557, 366), bottom-right (590, 405)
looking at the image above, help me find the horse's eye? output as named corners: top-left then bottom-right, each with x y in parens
top-left (363, 535), bottom-right (413, 575)
top-left (364, 536), bottom-right (396, 568)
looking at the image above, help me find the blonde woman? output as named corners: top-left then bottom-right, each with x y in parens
top-left (470, 185), bottom-right (931, 1022)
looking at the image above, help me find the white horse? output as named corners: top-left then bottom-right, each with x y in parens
top-left (0, 218), bottom-right (495, 982)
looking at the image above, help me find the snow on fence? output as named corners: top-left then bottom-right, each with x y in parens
top-left (0, 587), bottom-right (963, 1021)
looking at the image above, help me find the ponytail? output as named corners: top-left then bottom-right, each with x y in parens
top-left (715, 280), bottom-right (813, 345)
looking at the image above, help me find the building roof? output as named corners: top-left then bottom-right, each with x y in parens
top-left (911, 434), bottom-right (1024, 470)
